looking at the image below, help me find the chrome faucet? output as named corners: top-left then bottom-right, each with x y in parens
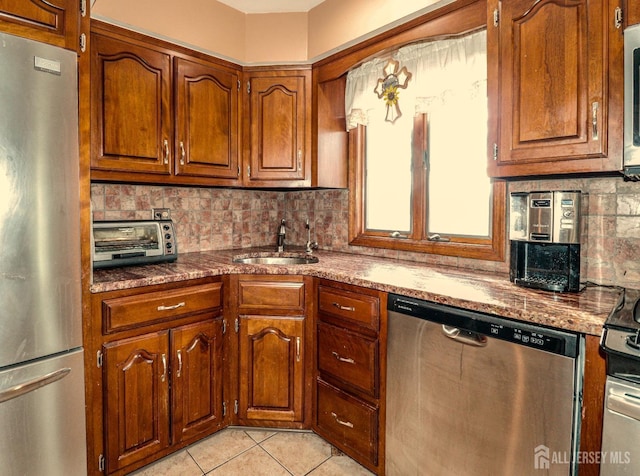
top-left (305, 218), bottom-right (318, 254)
top-left (276, 219), bottom-right (286, 252)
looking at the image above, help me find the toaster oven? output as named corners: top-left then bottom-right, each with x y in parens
top-left (92, 220), bottom-right (177, 269)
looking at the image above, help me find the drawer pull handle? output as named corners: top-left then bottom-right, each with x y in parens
top-left (176, 350), bottom-right (182, 378)
top-left (157, 302), bottom-right (186, 311)
top-left (332, 351), bottom-right (355, 364)
top-left (296, 337), bottom-right (301, 362)
top-left (331, 412), bottom-right (354, 428)
top-left (332, 302), bottom-right (355, 312)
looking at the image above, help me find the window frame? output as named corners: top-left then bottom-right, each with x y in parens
top-left (349, 112), bottom-right (506, 261)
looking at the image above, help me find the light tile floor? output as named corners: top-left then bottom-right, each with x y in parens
top-left (129, 428), bottom-right (375, 476)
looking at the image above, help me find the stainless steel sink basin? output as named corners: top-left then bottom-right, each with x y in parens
top-left (232, 254), bottom-right (319, 265)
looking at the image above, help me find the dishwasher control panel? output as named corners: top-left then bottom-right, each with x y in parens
top-left (388, 294), bottom-right (579, 358)
top-left (475, 320), bottom-right (566, 355)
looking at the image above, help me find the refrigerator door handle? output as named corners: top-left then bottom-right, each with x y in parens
top-left (0, 367), bottom-right (71, 404)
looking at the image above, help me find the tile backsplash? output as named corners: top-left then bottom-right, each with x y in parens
top-left (91, 175), bottom-right (640, 288)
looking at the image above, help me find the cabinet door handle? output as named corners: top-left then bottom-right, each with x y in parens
top-left (592, 102), bottom-right (599, 141)
top-left (296, 337), bottom-right (301, 362)
top-left (176, 350), bottom-right (182, 378)
top-left (179, 141), bottom-right (186, 165)
top-left (331, 351), bottom-right (355, 364)
top-left (161, 354), bottom-right (167, 382)
top-left (330, 412), bottom-right (354, 428)
top-left (163, 139), bottom-right (170, 164)
top-left (332, 302), bottom-right (355, 312)
top-left (297, 149), bottom-right (302, 170)
top-left (157, 302), bottom-right (185, 311)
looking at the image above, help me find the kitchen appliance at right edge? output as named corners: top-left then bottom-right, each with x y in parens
top-left (509, 191), bottom-right (586, 293)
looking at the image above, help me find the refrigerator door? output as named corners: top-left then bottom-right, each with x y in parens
top-left (0, 349), bottom-right (87, 475)
top-left (0, 33), bottom-right (81, 368)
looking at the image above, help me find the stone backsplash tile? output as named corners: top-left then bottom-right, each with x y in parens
top-left (91, 174), bottom-right (640, 288)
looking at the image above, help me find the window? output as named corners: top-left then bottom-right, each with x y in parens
top-left (347, 29), bottom-right (505, 261)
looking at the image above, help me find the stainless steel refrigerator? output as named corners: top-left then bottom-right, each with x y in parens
top-left (0, 32), bottom-right (87, 475)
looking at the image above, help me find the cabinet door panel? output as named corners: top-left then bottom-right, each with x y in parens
top-left (626, 0), bottom-right (640, 27)
top-left (501, 0), bottom-right (600, 159)
top-left (103, 332), bottom-right (170, 473)
top-left (91, 34), bottom-right (172, 174)
top-left (172, 319), bottom-right (223, 444)
top-left (239, 315), bottom-right (305, 422)
top-left (249, 74), bottom-right (307, 182)
top-left (0, 0), bottom-right (78, 50)
top-left (488, 0), bottom-right (622, 176)
top-left (175, 58), bottom-right (240, 179)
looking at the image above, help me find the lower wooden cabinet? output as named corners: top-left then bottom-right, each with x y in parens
top-left (171, 320), bottom-right (224, 444)
top-left (314, 279), bottom-right (387, 474)
top-left (103, 331), bottom-right (170, 472)
top-left (238, 315), bottom-right (305, 422)
top-left (87, 278), bottom-right (226, 476)
top-left (102, 317), bottom-right (224, 474)
top-left (316, 379), bottom-right (379, 466)
top-left (232, 274), bottom-right (312, 428)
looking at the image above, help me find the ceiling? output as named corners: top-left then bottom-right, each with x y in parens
top-left (215, 0), bottom-right (325, 13)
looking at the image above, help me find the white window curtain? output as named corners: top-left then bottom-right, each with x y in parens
top-left (347, 30), bottom-right (491, 238)
top-left (345, 30), bottom-right (487, 129)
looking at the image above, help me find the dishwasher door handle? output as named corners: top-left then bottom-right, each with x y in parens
top-left (607, 393), bottom-right (640, 421)
top-left (442, 325), bottom-right (488, 347)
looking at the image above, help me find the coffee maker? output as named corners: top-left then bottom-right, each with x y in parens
top-left (509, 191), bottom-right (586, 293)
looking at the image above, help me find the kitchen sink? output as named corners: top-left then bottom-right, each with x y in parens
top-left (232, 253), bottom-right (319, 265)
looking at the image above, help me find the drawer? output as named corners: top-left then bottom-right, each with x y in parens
top-left (318, 285), bottom-right (379, 331)
top-left (103, 282), bottom-right (222, 333)
top-left (317, 322), bottom-right (378, 397)
top-left (238, 276), bottom-right (305, 313)
top-left (316, 379), bottom-right (378, 466)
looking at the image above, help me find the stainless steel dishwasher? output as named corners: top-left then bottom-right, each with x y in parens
top-left (386, 294), bottom-right (583, 476)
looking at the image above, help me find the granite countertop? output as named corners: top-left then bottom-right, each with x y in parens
top-left (91, 248), bottom-right (622, 336)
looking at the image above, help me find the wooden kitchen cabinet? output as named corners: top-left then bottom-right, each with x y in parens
top-left (314, 280), bottom-right (387, 474)
top-left (87, 278), bottom-right (226, 476)
top-left (171, 319), bottom-right (224, 444)
top-left (244, 69), bottom-right (312, 187)
top-left (91, 31), bottom-right (172, 176)
top-left (487, 0), bottom-right (623, 177)
top-left (238, 315), bottom-right (306, 422)
top-left (175, 57), bottom-right (240, 180)
top-left (103, 319), bottom-right (223, 473)
top-left (0, 0), bottom-right (80, 50)
top-left (90, 21), bottom-right (241, 186)
top-left (233, 275), bottom-right (312, 427)
top-left (103, 331), bottom-right (171, 473)
top-left (625, 0), bottom-right (640, 27)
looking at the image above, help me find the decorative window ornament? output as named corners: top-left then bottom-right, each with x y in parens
top-left (374, 59), bottom-right (412, 123)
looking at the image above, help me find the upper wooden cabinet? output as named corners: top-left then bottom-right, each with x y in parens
top-left (487, 0), bottom-right (623, 177)
top-left (0, 0), bottom-right (80, 50)
top-left (91, 32), bottom-right (172, 176)
top-left (244, 69), bottom-right (311, 187)
top-left (626, 0), bottom-right (640, 27)
top-left (175, 58), bottom-right (240, 180)
top-left (90, 22), bottom-right (242, 186)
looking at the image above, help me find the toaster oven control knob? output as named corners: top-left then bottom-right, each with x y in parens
top-left (163, 224), bottom-right (170, 230)
top-left (166, 242), bottom-right (172, 249)
top-left (165, 234), bottom-right (172, 239)
top-left (563, 210), bottom-right (574, 218)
